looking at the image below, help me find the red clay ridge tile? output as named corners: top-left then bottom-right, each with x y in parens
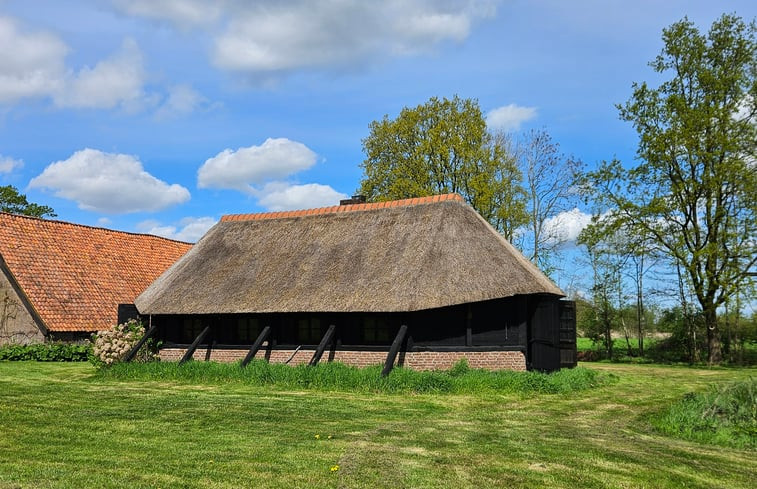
top-left (220, 193), bottom-right (464, 222)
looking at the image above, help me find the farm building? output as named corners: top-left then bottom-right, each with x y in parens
top-left (0, 212), bottom-right (192, 344)
top-left (135, 194), bottom-right (577, 372)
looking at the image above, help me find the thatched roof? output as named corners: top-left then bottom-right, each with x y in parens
top-left (135, 194), bottom-right (563, 315)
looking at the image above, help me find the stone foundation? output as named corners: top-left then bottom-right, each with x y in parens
top-left (159, 346), bottom-right (526, 371)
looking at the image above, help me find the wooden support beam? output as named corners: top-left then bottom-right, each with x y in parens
top-left (241, 326), bottom-right (271, 367)
top-left (284, 346), bottom-right (301, 364)
top-left (309, 324), bottom-right (336, 367)
top-left (381, 324), bottom-right (408, 377)
top-left (123, 324), bottom-right (158, 362)
top-left (179, 326), bottom-right (211, 364)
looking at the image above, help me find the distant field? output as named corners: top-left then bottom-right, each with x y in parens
top-left (576, 336), bottom-right (659, 352)
top-left (0, 362), bottom-right (755, 488)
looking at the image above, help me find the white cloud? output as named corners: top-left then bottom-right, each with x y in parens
top-left (0, 17), bottom-right (158, 112)
top-left (53, 39), bottom-right (149, 110)
top-left (198, 138), bottom-right (318, 192)
top-left (542, 208), bottom-right (593, 244)
top-left (198, 137), bottom-right (344, 211)
top-left (28, 148), bottom-right (190, 214)
top-left (0, 16), bottom-right (67, 103)
top-left (137, 216), bottom-right (217, 242)
top-left (486, 104), bottom-right (538, 131)
top-left (154, 84), bottom-right (207, 120)
top-left (0, 155), bottom-right (23, 173)
top-left (214, 2), bottom-right (494, 75)
top-left (256, 182), bottom-right (347, 212)
top-left (114, 1), bottom-right (497, 78)
top-left (113, 0), bottom-right (222, 27)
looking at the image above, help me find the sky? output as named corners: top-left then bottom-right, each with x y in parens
top-left (1, 0), bottom-right (755, 291)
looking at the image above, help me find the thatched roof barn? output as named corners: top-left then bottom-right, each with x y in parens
top-left (135, 194), bottom-right (576, 372)
top-left (136, 194), bottom-right (562, 314)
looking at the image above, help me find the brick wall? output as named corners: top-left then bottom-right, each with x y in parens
top-left (159, 346), bottom-right (526, 371)
top-left (405, 351), bottom-right (525, 371)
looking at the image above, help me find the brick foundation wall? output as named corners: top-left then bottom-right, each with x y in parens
top-left (405, 351), bottom-right (525, 371)
top-left (159, 346), bottom-right (526, 371)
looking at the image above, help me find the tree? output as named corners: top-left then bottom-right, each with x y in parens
top-left (358, 95), bottom-right (528, 239)
top-left (582, 14), bottom-right (757, 364)
top-left (578, 217), bottom-right (629, 360)
top-left (518, 129), bottom-right (584, 273)
top-left (0, 185), bottom-right (56, 218)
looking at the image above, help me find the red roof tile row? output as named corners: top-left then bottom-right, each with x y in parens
top-left (0, 213), bottom-right (192, 332)
top-left (221, 193), bottom-right (464, 222)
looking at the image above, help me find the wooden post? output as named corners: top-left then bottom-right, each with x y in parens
top-left (123, 324), bottom-right (158, 363)
top-left (466, 304), bottom-right (473, 346)
top-left (241, 326), bottom-right (271, 367)
top-left (381, 324), bottom-right (408, 377)
top-left (179, 326), bottom-right (211, 364)
top-left (309, 324), bottom-right (336, 366)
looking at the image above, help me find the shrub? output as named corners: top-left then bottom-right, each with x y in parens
top-left (91, 319), bottom-right (157, 367)
top-left (654, 378), bottom-right (757, 449)
top-left (0, 342), bottom-right (91, 362)
top-left (448, 358), bottom-right (471, 376)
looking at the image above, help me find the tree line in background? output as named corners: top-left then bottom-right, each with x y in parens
top-left (2, 15), bottom-right (753, 366)
top-left (358, 14), bottom-right (756, 365)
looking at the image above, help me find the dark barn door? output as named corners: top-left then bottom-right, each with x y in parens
top-left (558, 301), bottom-right (577, 368)
top-left (528, 297), bottom-right (560, 372)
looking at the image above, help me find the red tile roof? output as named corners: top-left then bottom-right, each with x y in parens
top-left (0, 213), bottom-right (192, 332)
top-left (221, 193), bottom-right (464, 222)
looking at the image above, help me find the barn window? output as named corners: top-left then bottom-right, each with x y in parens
top-left (363, 316), bottom-right (391, 344)
top-left (181, 318), bottom-right (204, 343)
top-left (237, 317), bottom-right (261, 343)
top-left (297, 317), bottom-right (322, 344)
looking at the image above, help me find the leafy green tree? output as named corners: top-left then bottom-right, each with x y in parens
top-left (0, 185), bottom-right (56, 218)
top-left (581, 14), bottom-right (756, 364)
top-left (358, 95), bottom-right (528, 240)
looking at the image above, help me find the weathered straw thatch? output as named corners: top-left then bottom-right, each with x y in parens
top-left (135, 194), bottom-right (563, 315)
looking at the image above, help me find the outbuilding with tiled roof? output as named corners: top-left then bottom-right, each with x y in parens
top-left (0, 213), bottom-right (192, 344)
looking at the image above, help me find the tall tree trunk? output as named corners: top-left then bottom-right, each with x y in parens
top-left (604, 304), bottom-right (613, 360)
top-left (636, 254), bottom-right (644, 357)
top-left (704, 305), bottom-right (722, 365)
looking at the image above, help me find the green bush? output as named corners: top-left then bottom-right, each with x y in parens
top-left (654, 378), bottom-right (756, 449)
top-left (97, 360), bottom-right (612, 395)
top-left (0, 342), bottom-right (91, 362)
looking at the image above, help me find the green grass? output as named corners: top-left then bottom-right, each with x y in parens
top-left (1, 362), bottom-right (755, 488)
top-left (97, 360), bottom-right (609, 395)
top-left (654, 377), bottom-right (756, 449)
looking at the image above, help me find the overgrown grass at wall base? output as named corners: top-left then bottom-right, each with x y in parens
top-left (97, 359), bottom-right (611, 395)
top-left (0, 342), bottom-right (91, 361)
top-left (653, 378), bottom-right (757, 450)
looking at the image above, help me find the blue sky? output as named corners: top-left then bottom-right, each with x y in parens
top-left (1, 0), bottom-right (754, 277)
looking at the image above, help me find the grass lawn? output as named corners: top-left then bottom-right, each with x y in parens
top-left (0, 362), bottom-right (755, 488)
